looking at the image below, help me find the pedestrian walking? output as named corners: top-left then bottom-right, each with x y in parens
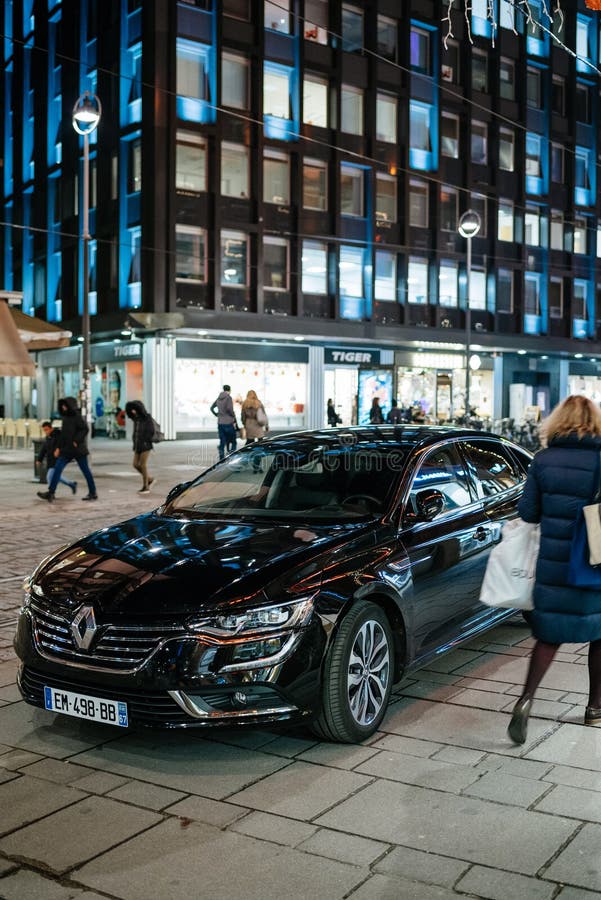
top-left (241, 390), bottom-right (268, 444)
top-left (369, 397), bottom-right (385, 424)
top-left (327, 399), bottom-right (341, 427)
top-left (37, 397), bottom-right (98, 502)
top-left (508, 395), bottom-right (601, 744)
top-left (125, 401), bottom-right (156, 494)
top-left (210, 384), bottom-right (239, 460)
top-left (387, 400), bottom-right (403, 425)
top-left (37, 421), bottom-right (77, 495)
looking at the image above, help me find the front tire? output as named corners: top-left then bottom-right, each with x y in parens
top-left (312, 602), bottom-right (394, 743)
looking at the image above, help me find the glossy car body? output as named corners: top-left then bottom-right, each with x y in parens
top-left (15, 427), bottom-right (532, 740)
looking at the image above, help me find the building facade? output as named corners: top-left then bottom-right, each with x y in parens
top-left (2, 0), bottom-right (601, 434)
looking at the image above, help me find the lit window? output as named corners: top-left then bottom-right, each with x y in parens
top-left (339, 245), bottom-right (364, 297)
top-left (441, 41), bottom-right (458, 83)
top-left (221, 143), bottom-right (249, 198)
top-left (377, 15), bottom-right (397, 62)
top-left (375, 173), bottom-right (397, 223)
top-left (573, 279), bottom-right (588, 319)
top-left (575, 147), bottom-right (592, 197)
top-left (222, 53), bottom-right (249, 110)
top-left (375, 251), bottom-right (396, 300)
top-left (303, 74), bottom-right (328, 126)
top-left (409, 101), bottom-right (431, 152)
top-left (497, 201), bottom-right (514, 242)
top-left (525, 208), bottom-right (540, 246)
top-left (499, 58), bottom-right (515, 100)
top-left (497, 269), bottom-right (513, 313)
top-left (128, 139), bottom-right (141, 193)
top-left (470, 269), bottom-right (486, 311)
top-left (265, 0), bottom-right (290, 34)
top-left (550, 211), bottom-right (563, 251)
top-left (409, 180), bottom-right (428, 228)
top-left (176, 225), bottom-right (206, 283)
top-left (263, 150), bottom-right (289, 204)
top-left (302, 240), bottom-right (328, 293)
top-left (525, 134), bottom-right (542, 178)
top-left (264, 236), bottom-right (288, 290)
top-left (440, 186), bottom-right (457, 232)
top-left (341, 85), bottom-right (363, 135)
top-left (376, 94), bottom-right (396, 143)
top-left (176, 39), bottom-right (210, 101)
top-left (340, 164), bottom-right (364, 217)
top-left (410, 26), bottom-right (430, 75)
top-left (499, 128), bottom-right (515, 171)
top-left (176, 131), bottom-right (206, 193)
top-left (441, 113), bottom-right (459, 158)
top-left (304, 0), bottom-right (328, 44)
top-left (342, 5), bottom-right (363, 53)
top-left (407, 258), bottom-right (428, 304)
top-left (472, 50), bottom-right (488, 92)
top-left (439, 260), bottom-right (458, 307)
top-left (574, 217), bottom-right (587, 254)
top-left (471, 120), bottom-right (487, 165)
top-left (576, 15), bottom-right (592, 68)
top-left (500, 0), bottom-right (515, 30)
top-left (303, 158), bottom-right (327, 210)
top-left (264, 66), bottom-right (291, 119)
top-left (221, 230), bottom-right (248, 286)
top-left (549, 277), bottom-right (563, 318)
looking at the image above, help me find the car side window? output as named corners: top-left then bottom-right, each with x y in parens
top-left (460, 439), bottom-right (525, 498)
top-left (405, 444), bottom-right (473, 521)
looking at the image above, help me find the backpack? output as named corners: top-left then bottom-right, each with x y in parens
top-left (150, 417), bottom-right (165, 443)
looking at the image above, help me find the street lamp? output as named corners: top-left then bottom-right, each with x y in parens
top-left (458, 209), bottom-right (481, 418)
top-left (72, 90), bottom-right (101, 429)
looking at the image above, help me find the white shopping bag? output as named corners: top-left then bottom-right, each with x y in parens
top-left (479, 518), bottom-right (539, 611)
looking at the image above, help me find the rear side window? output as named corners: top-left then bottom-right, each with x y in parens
top-left (461, 439), bottom-right (525, 498)
top-left (405, 443), bottom-right (473, 521)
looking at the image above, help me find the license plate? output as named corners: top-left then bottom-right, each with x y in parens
top-left (44, 686), bottom-right (128, 727)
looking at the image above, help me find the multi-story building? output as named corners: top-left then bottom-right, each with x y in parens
top-left (2, 0), bottom-right (601, 435)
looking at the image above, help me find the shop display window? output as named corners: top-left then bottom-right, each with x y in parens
top-left (175, 358), bottom-right (307, 432)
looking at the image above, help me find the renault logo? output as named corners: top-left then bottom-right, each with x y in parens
top-left (70, 605), bottom-right (97, 650)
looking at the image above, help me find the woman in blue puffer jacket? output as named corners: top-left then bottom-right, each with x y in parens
top-left (508, 395), bottom-right (601, 744)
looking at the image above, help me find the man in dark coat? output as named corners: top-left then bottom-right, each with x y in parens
top-left (125, 400), bottom-right (156, 494)
top-left (507, 395), bottom-right (601, 744)
top-left (210, 385), bottom-right (238, 460)
top-left (37, 421), bottom-right (77, 495)
top-left (37, 397), bottom-right (98, 502)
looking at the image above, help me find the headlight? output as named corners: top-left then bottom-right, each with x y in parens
top-left (23, 546), bottom-right (69, 601)
top-left (190, 596), bottom-right (314, 637)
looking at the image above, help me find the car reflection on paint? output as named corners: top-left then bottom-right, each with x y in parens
top-left (15, 427), bottom-right (531, 742)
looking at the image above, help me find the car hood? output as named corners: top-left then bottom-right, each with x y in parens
top-left (33, 512), bottom-right (367, 617)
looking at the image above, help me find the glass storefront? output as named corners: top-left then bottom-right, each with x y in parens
top-left (175, 357), bottom-right (307, 432)
top-left (324, 368), bottom-right (358, 426)
top-left (569, 374), bottom-right (601, 405)
top-left (396, 353), bottom-right (493, 422)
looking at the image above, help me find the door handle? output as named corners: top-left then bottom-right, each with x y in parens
top-left (473, 527), bottom-right (488, 542)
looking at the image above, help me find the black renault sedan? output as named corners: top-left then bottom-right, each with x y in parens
top-left (15, 427), bottom-right (531, 742)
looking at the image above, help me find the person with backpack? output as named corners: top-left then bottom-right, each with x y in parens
top-left (125, 401), bottom-right (157, 494)
top-left (241, 390), bottom-right (269, 444)
top-left (37, 421), bottom-right (77, 495)
top-left (37, 397), bottom-right (98, 502)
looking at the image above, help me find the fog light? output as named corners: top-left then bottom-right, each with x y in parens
top-left (233, 691), bottom-right (247, 707)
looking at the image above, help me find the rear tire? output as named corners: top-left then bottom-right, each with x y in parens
top-left (312, 601), bottom-right (394, 743)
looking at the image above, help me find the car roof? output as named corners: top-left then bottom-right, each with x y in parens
top-left (257, 426), bottom-right (511, 453)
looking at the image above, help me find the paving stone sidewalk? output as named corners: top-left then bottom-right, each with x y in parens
top-left (0, 440), bottom-right (600, 899)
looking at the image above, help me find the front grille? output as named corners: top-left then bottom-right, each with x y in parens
top-left (20, 666), bottom-right (190, 725)
top-left (29, 596), bottom-right (185, 672)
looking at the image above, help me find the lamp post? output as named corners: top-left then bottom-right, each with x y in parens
top-left (72, 91), bottom-right (101, 429)
top-left (458, 209), bottom-right (481, 418)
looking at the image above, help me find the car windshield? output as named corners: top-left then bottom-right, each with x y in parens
top-left (166, 442), bottom-right (407, 522)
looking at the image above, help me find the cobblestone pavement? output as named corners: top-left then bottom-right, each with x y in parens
top-left (1, 440), bottom-right (601, 899)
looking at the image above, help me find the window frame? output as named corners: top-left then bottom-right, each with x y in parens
top-left (221, 229), bottom-right (249, 288)
top-left (263, 235), bottom-right (289, 291)
top-left (175, 224), bottom-right (207, 284)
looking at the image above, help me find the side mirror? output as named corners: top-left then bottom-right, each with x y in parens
top-left (415, 489), bottom-right (445, 521)
top-left (165, 481), bottom-right (191, 505)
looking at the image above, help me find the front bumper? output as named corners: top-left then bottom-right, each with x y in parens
top-left (14, 609), bottom-right (326, 729)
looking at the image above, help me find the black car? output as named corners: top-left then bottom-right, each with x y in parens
top-left (15, 427), bottom-right (531, 742)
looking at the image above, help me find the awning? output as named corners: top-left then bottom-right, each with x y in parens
top-left (0, 300), bottom-right (36, 376)
top-left (10, 308), bottom-right (72, 351)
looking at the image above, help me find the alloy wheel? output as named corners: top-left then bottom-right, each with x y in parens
top-left (347, 619), bottom-right (390, 726)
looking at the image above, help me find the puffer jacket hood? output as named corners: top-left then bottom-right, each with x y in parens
top-left (58, 396), bottom-right (79, 416)
top-left (125, 400), bottom-right (150, 419)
